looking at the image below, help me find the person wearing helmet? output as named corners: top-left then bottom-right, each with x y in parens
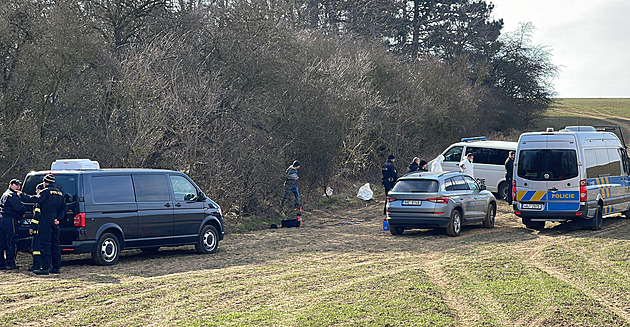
top-left (19, 174), bottom-right (66, 275)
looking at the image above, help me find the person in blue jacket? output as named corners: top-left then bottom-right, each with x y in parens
top-left (0, 179), bottom-right (26, 270)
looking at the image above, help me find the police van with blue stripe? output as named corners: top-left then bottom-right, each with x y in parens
top-left (513, 126), bottom-right (630, 230)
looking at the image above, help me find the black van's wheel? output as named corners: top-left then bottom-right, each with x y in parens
top-left (523, 218), bottom-right (545, 230)
top-left (590, 205), bottom-right (603, 231)
top-left (483, 203), bottom-right (496, 229)
top-left (498, 182), bottom-right (509, 201)
top-left (389, 226), bottom-right (404, 236)
top-left (92, 232), bottom-right (120, 266)
top-left (140, 247), bottom-right (160, 254)
top-left (446, 210), bottom-right (462, 237)
top-left (195, 225), bottom-right (219, 254)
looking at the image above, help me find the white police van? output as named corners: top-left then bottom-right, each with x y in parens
top-left (513, 126), bottom-right (630, 230)
top-left (429, 137), bottom-right (517, 198)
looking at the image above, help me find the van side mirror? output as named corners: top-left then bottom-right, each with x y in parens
top-left (197, 192), bottom-right (206, 201)
top-left (479, 184), bottom-right (487, 191)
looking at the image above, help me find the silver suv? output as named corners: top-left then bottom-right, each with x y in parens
top-left (386, 172), bottom-right (496, 236)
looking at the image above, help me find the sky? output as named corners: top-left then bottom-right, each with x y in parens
top-left (490, 0), bottom-right (630, 98)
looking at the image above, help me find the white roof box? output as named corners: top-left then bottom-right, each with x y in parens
top-left (51, 159), bottom-right (100, 170)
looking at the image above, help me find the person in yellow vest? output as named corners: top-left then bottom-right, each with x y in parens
top-left (27, 183), bottom-right (46, 271)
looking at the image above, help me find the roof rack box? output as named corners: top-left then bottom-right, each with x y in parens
top-left (51, 159), bottom-right (100, 170)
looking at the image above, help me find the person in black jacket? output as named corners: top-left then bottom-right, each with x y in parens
top-left (0, 179), bottom-right (26, 270)
top-left (505, 151), bottom-right (515, 204)
top-left (407, 157), bottom-right (420, 173)
top-left (419, 160), bottom-right (428, 172)
top-left (20, 174), bottom-right (66, 275)
top-left (382, 155), bottom-right (398, 214)
top-left (27, 183), bottom-right (46, 271)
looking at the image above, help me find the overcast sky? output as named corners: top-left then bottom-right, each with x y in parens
top-left (490, 0), bottom-right (630, 98)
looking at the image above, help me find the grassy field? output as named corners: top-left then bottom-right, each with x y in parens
top-left (2, 98), bottom-right (630, 326)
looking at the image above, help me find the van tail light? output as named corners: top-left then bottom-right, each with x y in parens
top-left (427, 197), bottom-right (449, 204)
top-left (74, 213), bottom-right (86, 227)
top-left (512, 180), bottom-right (517, 200)
top-left (386, 197), bottom-right (397, 203)
top-left (580, 179), bottom-right (587, 202)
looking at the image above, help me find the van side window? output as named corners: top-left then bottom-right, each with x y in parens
top-left (606, 148), bottom-right (622, 176)
top-left (92, 175), bottom-right (135, 203)
top-left (585, 148), bottom-right (621, 178)
top-left (170, 175), bottom-right (199, 201)
top-left (444, 146), bottom-right (463, 162)
top-left (133, 174), bottom-right (171, 202)
top-left (467, 147), bottom-right (510, 165)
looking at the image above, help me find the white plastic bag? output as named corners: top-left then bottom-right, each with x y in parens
top-left (325, 186), bottom-right (333, 197)
top-left (357, 183), bottom-right (373, 201)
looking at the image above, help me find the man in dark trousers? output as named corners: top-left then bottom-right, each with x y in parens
top-left (20, 174), bottom-right (66, 275)
top-left (0, 179), bottom-right (26, 270)
top-left (382, 154), bottom-right (398, 215)
top-left (505, 151), bottom-right (515, 204)
top-left (27, 183), bottom-right (46, 271)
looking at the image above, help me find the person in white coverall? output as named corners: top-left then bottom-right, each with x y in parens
top-left (431, 155), bottom-right (444, 173)
top-left (459, 153), bottom-right (475, 178)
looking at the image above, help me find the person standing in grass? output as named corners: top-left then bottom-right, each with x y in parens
top-left (281, 161), bottom-right (301, 209)
top-left (382, 154), bottom-right (398, 215)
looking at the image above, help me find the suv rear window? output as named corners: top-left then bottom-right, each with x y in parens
top-left (392, 180), bottom-right (438, 193)
top-left (518, 149), bottom-right (578, 181)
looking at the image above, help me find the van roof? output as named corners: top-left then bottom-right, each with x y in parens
top-left (519, 127), bottom-right (623, 147)
top-left (26, 168), bottom-right (183, 175)
top-left (451, 140), bottom-right (517, 150)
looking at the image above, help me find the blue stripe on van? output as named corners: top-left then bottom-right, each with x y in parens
top-left (521, 191), bottom-right (536, 202)
top-left (546, 191), bottom-right (578, 202)
top-left (547, 202), bottom-right (580, 211)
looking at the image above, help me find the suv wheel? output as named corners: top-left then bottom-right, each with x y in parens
top-left (446, 210), bottom-right (462, 237)
top-left (590, 205), bottom-right (603, 231)
top-left (195, 225), bottom-right (219, 254)
top-left (389, 226), bottom-right (404, 236)
top-left (483, 203), bottom-right (495, 229)
top-left (92, 232), bottom-right (120, 266)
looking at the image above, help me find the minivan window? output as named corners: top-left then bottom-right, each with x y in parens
top-left (518, 150), bottom-right (578, 181)
top-left (444, 146), bottom-right (463, 162)
top-left (392, 179), bottom-right (438, 193)
top-left (467, 147), bottom-right (510, 165)
top-left (92, 175), bottom-right (135, 203)
top-left (133, 174), bottom-right (170, 202)
top-left (170, 175), bottom-right (198, 201)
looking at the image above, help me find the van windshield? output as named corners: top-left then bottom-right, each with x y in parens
top-left (517, 150), bottom-right (578, 181)
top-left (392, 180), bottom-right (438, 193)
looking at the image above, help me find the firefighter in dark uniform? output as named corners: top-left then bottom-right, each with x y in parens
top-left (0, 179), bottom-right (25, 270)
top-left (27, 183), bottom-right (46, 271)
top-left (20, 174), bottom-right (66, 275)
top-left (382, 154), bottom-right (398, 215)
top-left (505, 151), bottom-right (515, 205)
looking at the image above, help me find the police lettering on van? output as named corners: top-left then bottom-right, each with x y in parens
top-left (513, 126), bottom-right (630, 231)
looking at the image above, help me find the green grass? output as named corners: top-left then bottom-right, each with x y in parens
top-left (553, 98), bottom-right (630, 117)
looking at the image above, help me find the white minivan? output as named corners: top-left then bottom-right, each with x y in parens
top-left (513, 126), bottom-right (630, 230)
top-left (429, 137), bottom-right (517, 199)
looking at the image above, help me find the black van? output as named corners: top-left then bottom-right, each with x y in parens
top-left (18, 166), bottom-right (224, 265)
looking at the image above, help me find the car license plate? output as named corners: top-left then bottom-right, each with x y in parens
top-left (522, 203), bottom-right (543, 210)
top-left (402, 200), bottom-right (422, 206)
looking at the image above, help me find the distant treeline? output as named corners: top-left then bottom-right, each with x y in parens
top-left (0, 0), bottom-right (555, 216)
